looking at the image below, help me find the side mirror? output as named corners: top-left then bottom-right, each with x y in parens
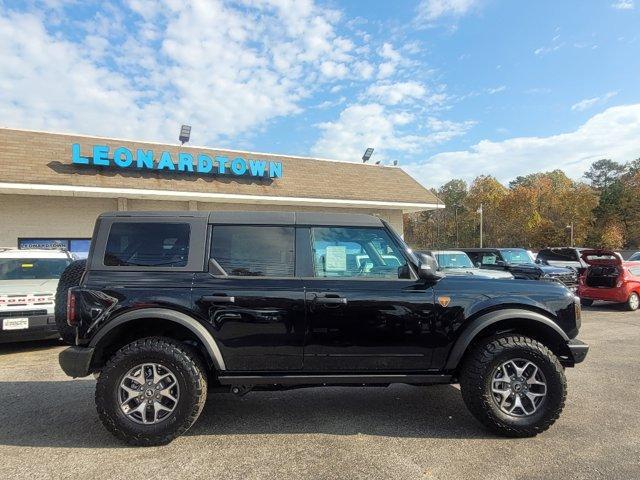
top-left (415, 253), bottom-right (441, 280)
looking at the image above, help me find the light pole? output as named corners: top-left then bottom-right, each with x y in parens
top-left (478, 203), bottom-right (483, 248)
top-left (453, 204), bottom-right (460, 247)
top-left (566, 223), bottom-right (574, 247)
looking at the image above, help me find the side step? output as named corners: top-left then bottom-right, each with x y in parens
top-left (217, 374), bottom-right (452, 386)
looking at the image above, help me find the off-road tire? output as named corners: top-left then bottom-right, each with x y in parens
top-left (95, 337), bottom-right (208, 446)
top-left (459, 334), bottom-right (566, 437)
top-left (54, 259), bottom-right (87, 344)
top-left (625, 292), bottom-right (639, 311)
top-left (580, 298), bottom-right (594, 307)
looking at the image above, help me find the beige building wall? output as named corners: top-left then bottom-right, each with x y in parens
top-left (0, 193), bottom-right (406, 248)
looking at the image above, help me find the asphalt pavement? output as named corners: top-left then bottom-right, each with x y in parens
top-left (0, 307), bottom-right (638, 480)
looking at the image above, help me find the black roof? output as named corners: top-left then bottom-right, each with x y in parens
top-left (461, 248), bottom-right (527, 252)
top-left (98, 211), bottom-right (383, 227)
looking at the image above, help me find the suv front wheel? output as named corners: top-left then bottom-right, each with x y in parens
top-left (95, 337), bottom-right (208, 446)
top-left (459, 334), bottom-right (566, 437)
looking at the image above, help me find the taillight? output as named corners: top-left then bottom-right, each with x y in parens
top-left (67, 289), bottom-right (77, 326)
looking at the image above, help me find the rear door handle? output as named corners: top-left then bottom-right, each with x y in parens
top-left (200, 295), bottom-right (235, 303)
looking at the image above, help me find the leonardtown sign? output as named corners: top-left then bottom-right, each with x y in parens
top-left (71, 143), bottom-right (283, 179)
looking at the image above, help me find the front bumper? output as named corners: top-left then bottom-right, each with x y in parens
top-left (59, 346), bottom-right (95, 378)
top-left (566, 339), bottom-right (589, 364)
top-left (0, 314), bottom-right (58, 343)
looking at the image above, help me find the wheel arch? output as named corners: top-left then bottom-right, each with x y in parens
top-left (88, 308), bottom-right (226, 372)
top-left (445, 308), bottom-right (570, 372)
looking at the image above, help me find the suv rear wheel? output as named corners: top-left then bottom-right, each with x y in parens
top-left (95, 337), bottom-right (208, 446)
top-left (459, 334), bottom-right (566, 437)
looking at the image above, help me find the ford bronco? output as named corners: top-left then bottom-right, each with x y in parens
top-left (57, 211), bottom-right (588, 446)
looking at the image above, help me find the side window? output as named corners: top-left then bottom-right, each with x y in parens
top-left (629, 267), bottom-right (640, 276)
top-left (210, 226), bottom-right (295, 277)
top-left (311, 227), bottom-right (408, 279)
top-left (104, 222), bottom-right (190, 267)
top-left (481, 253), bottom-right (498, 265)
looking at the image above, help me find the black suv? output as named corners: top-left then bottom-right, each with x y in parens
top-left (58, 212), bottom-right (588, 446)
top-left (462, 248), bottom-right (578, 290)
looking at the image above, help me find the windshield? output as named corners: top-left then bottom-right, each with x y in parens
top-left (434, 252), bottom-right (474, 269)
top-left (0, 258), bottom-right (71, 280)
top-left (499, 249), bottom-right (532, 265)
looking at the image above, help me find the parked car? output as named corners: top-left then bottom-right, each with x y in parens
top-left (536, 247), bottom-right (589, 274)
top-left (0, 248), bottom-right (73, 342)
top-left (462, 248), bottom-right (578, 290)
top-left (577, 249), bottom-right (640, 310)
top-left (420, 250), bottom-right (513, 279)
top-left (58, 211), bottom-right (588, 446)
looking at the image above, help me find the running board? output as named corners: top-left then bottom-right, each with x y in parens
top-left (217, 374), bottom-right (452, 386)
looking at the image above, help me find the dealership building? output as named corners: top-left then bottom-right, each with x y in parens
top-left (0, 128), bottom-right (441, 257)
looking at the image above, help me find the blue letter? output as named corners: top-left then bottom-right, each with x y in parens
top-left (269, 161), bottom-right (283, 178)
top-left (197, 154), bottom-right (213, 173)
top-left (136, 149), bottom-right (154, 169)
top-left (71, 143), bottom-right (89, 165)
top-left (249, 159), bottom-right (267, 177)
top-left (178, 153), bottom-right (194, 172)
top-left (216, 156), bottom-right (229, 174)
top-left (157, 151), bottom-right (175, 170)
top-left (231, 157), bottom-right (247, 175)
top-left (113, 147), bottom-right (133, 168)
top-left (93, 145), bottom-right (110, 166)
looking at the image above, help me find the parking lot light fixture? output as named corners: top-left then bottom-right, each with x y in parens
top-left (179, 125), bottom-right (191, 145)
top-left (362, 148), bottom-right (374, 163)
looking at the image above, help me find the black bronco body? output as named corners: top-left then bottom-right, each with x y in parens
top-left (58, 211), bottom-right (588, 445)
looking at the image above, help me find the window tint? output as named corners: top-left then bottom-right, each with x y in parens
top-left (104, 223), bottom-right (190, 267)
top-left (0, 258), bottom-right (71, 280)
top-left (312, 227), bottom-right (408, 279)
top-left (480, 253), bottom-right (498, 265)
top-left (211, 226), bottom-right (294, 277)
top-left (629, 267), bottom-right (640, 276)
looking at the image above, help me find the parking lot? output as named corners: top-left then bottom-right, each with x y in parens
top-left (0, 307), bottom-right (638, 480)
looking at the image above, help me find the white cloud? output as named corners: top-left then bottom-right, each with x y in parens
top-left (416, 0), bottom-right (478, 22)
top-left (571, 91), bottom-right (618, 112)
top-left (403, 104), bottom-right (640, 187)
top-left (366, 81), bottom-right (440, 106)
top-left (0, 1), bottom-right (369, 144)
top-left (377, 42), bottom-right (403, 79)
top-left (310, 103), bottom-right (473, 163)
top-left (487, 85), bottom-right (506, 94)
top-left (612, 0), bottom-right (634, 9)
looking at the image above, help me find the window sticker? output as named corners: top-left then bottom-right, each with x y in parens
top-left (325, 246), bottom-right (347, 272)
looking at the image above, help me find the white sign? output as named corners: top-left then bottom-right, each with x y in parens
top-left (2, 318), bottom-right (29, 330)
top-left (325, 246), bottom-right (347, 272)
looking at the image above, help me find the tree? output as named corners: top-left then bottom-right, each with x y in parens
top-left (584, 159), bottom-right (626, 190)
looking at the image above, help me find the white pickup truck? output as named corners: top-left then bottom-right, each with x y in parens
top-left (0, 248), bottom-right (73, 343)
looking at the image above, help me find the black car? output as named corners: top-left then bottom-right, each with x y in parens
top-left (58, 212), bottom-right (588, 446)
top-left (536, 247), bottom-right (589, 274)
top-left (462, 248), bottom-right (578, 290)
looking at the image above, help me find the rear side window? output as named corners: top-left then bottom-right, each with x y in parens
top-left (629, 267), bottom-right (640, 276)
top-left (210, 226), bottom-right (295, 277)
top-left (538, 249), bottom-right (578, 262)
top-left (104, 223), bottom-right (190, 267)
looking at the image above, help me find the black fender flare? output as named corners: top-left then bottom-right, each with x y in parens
top-left (88, 308), bottom-right (226, 370)
top-left (444, 308), bottom-right (569, 371)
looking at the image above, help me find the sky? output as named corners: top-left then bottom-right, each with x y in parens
top-left (0, 0), bottom-right (639, 188)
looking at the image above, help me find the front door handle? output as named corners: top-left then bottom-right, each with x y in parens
top-left (314, 295), bottom-right (347, 305)
top-left (200, 295), bottom-right (235, 303)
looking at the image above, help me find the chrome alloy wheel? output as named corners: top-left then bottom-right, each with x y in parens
top-left (118, 363), bottom-right (180, 425)
top-left (491, 359), bottom-right (547, 417)
top-left (629, 293), bottom-right (639, 310)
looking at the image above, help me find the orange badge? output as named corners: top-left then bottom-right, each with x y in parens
top-left (438, 296), bottom-right (451, 307)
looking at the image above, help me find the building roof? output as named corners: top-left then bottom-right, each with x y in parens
top-left (0, 128), bottom-right (441, 211)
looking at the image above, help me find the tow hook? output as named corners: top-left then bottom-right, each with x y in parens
top-left (230, 385), bottom-right (253, 397)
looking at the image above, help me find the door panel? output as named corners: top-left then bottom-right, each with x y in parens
top-left (192, 275), bottom-right (305, 371)
top-left (303, 279), bottom-right (436, 371)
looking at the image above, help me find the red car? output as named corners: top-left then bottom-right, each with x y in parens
top-left (577, 249), bottom-right (640, 310)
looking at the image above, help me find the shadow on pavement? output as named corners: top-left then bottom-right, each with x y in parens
top-left (0, 380), bottom-right (493, 448)
top-left (0, 339), bottom-right (63, 355)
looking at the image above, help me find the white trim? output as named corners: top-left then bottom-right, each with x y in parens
top-left (0, 182), bottom-right (444, 212)
top-left (0, 126), bottom-right (397, 169)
